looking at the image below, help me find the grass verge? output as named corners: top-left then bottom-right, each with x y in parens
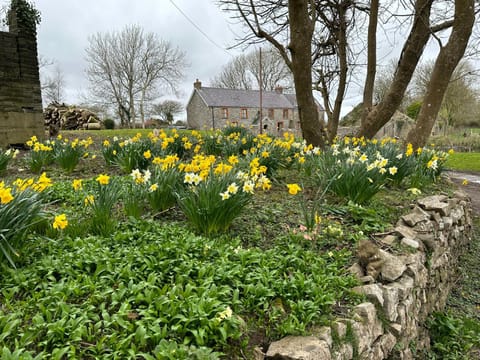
top-left (424, 218), bottom-right (480, 359)
top-left (445, 152), bottom-right (480, 172)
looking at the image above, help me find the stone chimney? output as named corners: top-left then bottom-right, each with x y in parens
top-left (274, 85), bottom-right (283, 94)
top-left (194, 79), bottom-right (202, 90)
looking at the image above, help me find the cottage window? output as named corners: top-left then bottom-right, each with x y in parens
top-left (268, 108), bottom-right (274, 119)
top-left (283, 109), bottom-right (289, 119)
top-left (277, 122), bottom-right (284, 132)
top-left (221, 108), bottom-right (228, 119)
top-left (240, 108), bottom-right (248, 119)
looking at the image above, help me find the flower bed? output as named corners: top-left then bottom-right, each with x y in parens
top-left (0, 128), bottom-right (454, 358)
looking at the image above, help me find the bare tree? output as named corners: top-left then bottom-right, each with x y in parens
top-left (221, 1), bottom-right (476, 146)
top-left (212, 47), bottom-right (293, 91)
top-left (42, 64), bottom-right (65, 105)
top-left (219, 0), bottom-right (327, 147)
top-left (405, 0), bottom-right (475, 148)
top-left (373, 59), bottom-right (414, 110)
top-left (85, 25), bottom-right (187, 128)
top-left (152, 100), bottom-right (184, 124)
top-left (211, 54), bottom-right (253, 90)
top-left (313, 0), bottom-right (358, 142)
top-left (359, 0), bottom-right (476, 147)
top-left (358, 0), bottom-right (435, 139)
top-left (361, 0), bottom-right (378, 126)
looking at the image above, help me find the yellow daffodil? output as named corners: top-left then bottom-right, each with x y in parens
top-left (407, 188), bottom-right (422, 195)
top-left (287, 183), bottom-right (301, 195)
top-left (96, 174), bottom-right (110, 185)
top-left (72, 179), bottom-right (83, 191)
top-left (84, 195), bottom-right (95, 206)
top-left (53, 213), bottom-right (68, 230)
top-left (242, 181), bottom-right (254, 194)
top-left (0, 187), bottom-right (14, 204)
top-left (227, 183), bottom-right (239, 194)
top-left (220, 191), bottom-right (230, 200)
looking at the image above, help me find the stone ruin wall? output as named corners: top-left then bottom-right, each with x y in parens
top-left (265, 189), bottom-right (473, 360)
top-left (0, 8), bottom-right (43, 148)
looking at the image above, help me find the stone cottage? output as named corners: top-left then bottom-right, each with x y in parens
top-left (186, 80), bottom-right (324, 136)
top-left (0, 4), bottom-right (44, 148)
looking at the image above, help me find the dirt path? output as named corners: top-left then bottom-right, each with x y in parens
top-left (447, 171), bottom-right (480, 215)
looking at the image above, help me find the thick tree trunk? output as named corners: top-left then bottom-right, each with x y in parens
top-left (406, 0), bottom-right (474, 149)
top-left (327, 4), bottom-right (348, 143)
top-left (358, 0), bottom-right (433, 138)
top-left (361, 0), bottom-right (379, 127)
top-left (289, 0), bottom-right (326, 147)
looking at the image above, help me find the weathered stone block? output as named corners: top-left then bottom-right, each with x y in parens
top-left (266, 336), bottom-right (331, 360)
top-left (401, 237), bottom-right (420, 250)
top-left (382, 285), bottom-right (399, 322)
top-left (353, 284), bottom-right (384, 306)
top-left (401, 206), bottom-right (431, 226)
top-left (378, 250), bottom-right (407, 282)
top-left (393, 224), bottom-right (417, 239)
top-left (417, 195), bottom-right (451, 216)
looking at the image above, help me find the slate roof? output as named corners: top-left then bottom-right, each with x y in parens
top-left (195, 87), bottom-right (297, 109)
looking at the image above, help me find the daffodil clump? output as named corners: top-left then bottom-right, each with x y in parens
top-left (176, 154), bottom-right (271, 236)
top-left (0, 148), bottom-right (19, 174)
top-left (409, 145), bottom-right (451, 188)
top-left (145, 154), bottom-right (184, 212)
top-left (0, 173), bottom-right (53, 267)
top-left (301, 136), bottom-right (452, 204)
top-left (52, 135), bottom-right (93, 173)
top-left (103, 133), bottom-right (160, 173)
top-left (71, 174), bottom-right (119, 236)
top-left (25, 136), bottom-right (55, 173)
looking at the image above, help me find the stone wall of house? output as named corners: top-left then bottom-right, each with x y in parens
top-left (186, 92), bottom-right (212, 130)
top-left (186, 89), bottom-right (304, 136)
top-left (265, 190), bottom-right (472, 360)
top-left (0, 8), bottom-right (44, 147)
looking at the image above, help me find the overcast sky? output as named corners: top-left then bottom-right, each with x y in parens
top-left (1, 0), bottom-right (249, 113)
top-left (1, 1), bottom-right (469, 119)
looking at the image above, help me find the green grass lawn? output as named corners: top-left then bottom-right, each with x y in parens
top-left (445, 152), bottom-right (480, 172)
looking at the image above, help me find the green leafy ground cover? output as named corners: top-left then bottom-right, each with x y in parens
top-left (0, 221), bottom-right (359, 359)
top-left (423, 219), bottom-right (480, 360)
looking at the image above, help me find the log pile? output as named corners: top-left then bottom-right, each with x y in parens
top-left (44, 102), bottom-right (101, 136)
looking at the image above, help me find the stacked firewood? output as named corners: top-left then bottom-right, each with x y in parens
top-left (44, 102), bottom-right (101, 136)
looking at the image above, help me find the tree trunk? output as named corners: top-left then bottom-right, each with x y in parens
top-left (358, 0), bottom-right (433, 138)
top-left (289, 0), bottom-right (326, 147)
top-left (406, 0), bottom-right (474, 149)
top-left (361, 0), bottom-right (379, 127)
top-left (140, 89), bottom-right (146, 129)
top-left (327, 3), bottom-right (348, 143)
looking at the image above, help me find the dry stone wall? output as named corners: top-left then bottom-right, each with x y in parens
top-left (265, 190), bottom-right (472, 360)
